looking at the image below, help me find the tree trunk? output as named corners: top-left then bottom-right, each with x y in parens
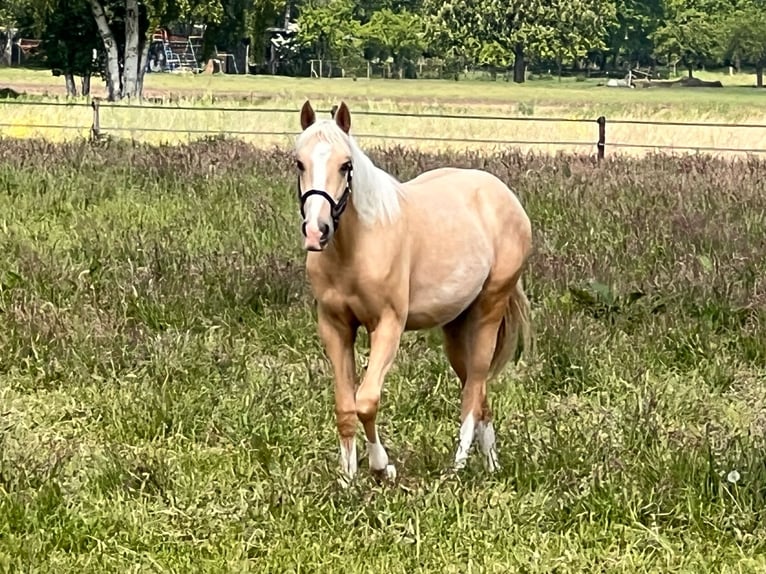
top-left (687, 63), bottom-right (694, 78)
top-left (122, 0), bottom-right (140, 99)
top-left (64, 73), bottom-right (78, 97)
top-left (513, 43), bottom-right (525, 83)
top-left (89, 0), bottom-right (121, 100)
top-left (2, 27), bottom-right (13, 66)
top-left (81, 73), bottom-right (91, 96)
top-left (136, 38), bottom-right (150, 97)
top-left (757, 63), bottom-right (764, 88)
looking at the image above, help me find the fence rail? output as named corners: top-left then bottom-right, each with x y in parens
top-left (3, 98), bottom-right (766, 158)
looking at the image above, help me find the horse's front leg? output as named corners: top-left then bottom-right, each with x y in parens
top-left (355, 310), bottom-right (403, 480)
top-left (317, 306), bottom-right (359, 483)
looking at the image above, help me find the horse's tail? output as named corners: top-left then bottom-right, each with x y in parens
top-left (488, 276), bottom-right (533, 379)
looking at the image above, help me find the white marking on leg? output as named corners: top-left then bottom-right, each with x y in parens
top-left (453, 412), bottom-right (475, 470)
top-left (367, 436), bottom-right (389, 470)
top-left (339, 437), bottom-right (357, 486)
top-left (367, 433), bottom-right (397, 480)
top-left (477, 420), bottom-right (500, 473)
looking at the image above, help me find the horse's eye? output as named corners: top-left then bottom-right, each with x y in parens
top-left (296, 160), bottom-right (305, 171)
top-left (340, 161), bottom-right (352, 173)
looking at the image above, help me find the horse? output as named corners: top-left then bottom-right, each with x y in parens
top-left (294, 100), bottom-right (533, 482)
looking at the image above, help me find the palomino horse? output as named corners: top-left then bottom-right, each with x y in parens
top-left (294, 100), bottom-right (532, 481)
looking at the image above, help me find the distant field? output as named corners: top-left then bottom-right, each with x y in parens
top-left (1, 139), bottom-right (765, 571)
top-left (2, 67), bottom-right (766, 154)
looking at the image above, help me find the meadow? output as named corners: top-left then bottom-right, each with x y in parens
top-left (3, 68), bottom-right (766, 155)
top-left (1, 131), bottom-right (766, 572)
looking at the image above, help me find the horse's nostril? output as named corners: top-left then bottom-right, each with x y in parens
top-left (320, 222), bottom-right (330, 238)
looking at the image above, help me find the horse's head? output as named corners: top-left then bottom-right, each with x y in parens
top-left (294, 100), bottom-right (354, 252)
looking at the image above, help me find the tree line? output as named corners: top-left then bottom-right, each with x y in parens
top-left (1, 0), bottom-right (766, 100)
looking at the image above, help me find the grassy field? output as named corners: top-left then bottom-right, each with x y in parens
top-left (2, 67), bottom-right (766, 154)
top-left (1, 137), bottom-right (765, 572)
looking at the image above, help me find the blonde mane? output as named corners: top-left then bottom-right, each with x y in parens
top-left (295, 120), bottom-right (404, 226)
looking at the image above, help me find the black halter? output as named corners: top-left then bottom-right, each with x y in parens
top-left (297, 166), bottom-right (353, 231)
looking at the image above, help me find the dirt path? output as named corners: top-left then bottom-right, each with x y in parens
top-left (1, 79), bottom-right (521, 108)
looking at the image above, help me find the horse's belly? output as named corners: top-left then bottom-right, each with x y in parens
top-left (405, 259), bottom-right (490, 330)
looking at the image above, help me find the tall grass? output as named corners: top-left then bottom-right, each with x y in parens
top-left (1, 137), bottom-right (765, 571)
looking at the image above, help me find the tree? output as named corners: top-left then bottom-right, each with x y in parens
top-left (87, 0), bottom-right (223, 101)
top-left (723, 2), bottom-right (766, 86)
top-left (202, 0), bottom-right (282, 70)
top-left (360, 8), bottom-right (424, 77)
top-left (422, 0), bottom-right (493, 77)
top-left (39, 0), bottom-right (100, 95)
top-left (423, 0), bottom-right (617, 83)
top-left (0, 0), bottom-right (30, 65)
top-left (604, 0), bottom-right (663, 69)
top-left (526, 0), bottom-right (618, 79)
top-left (651, 0), bottom-right (725, 77)
top-left (295, 0), bottom-right (361, 71)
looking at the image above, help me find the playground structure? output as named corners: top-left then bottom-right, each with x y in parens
top-left (147, 29), bottom-right (204, 73)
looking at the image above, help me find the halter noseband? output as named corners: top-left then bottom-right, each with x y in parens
top-left (297, 166), bottom-right (353, 232)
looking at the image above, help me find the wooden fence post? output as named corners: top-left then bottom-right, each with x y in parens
top-left (597, 116), bottom-right (606, 160)
top-left (91, 99), bottom-right (101, 140)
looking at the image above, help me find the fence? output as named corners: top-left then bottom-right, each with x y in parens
top-left (2, 98), bottom-right (766, 159)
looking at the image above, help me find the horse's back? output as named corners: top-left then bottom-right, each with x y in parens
top-left (403, 166), bottom-right (530, 245)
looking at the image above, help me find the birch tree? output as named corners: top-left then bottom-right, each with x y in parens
top-left (88, 0), bottom-right (223, 101)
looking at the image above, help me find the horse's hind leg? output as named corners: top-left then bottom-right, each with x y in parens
top-left (445, 295), bottom-right (508, 472)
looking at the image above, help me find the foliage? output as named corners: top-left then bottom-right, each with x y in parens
top-left (360, 8), bottom-right (424, 74)
top-left (8, 0), bottom-right (766, 83)
top-left (608, 0), bottom-right (664, 65)
top-left (295, 0), bottom-right (361, 65)
top-left (422, 0), bottom-right (616, 78)
top-left (40, 0), bottom-right (99, 80)
top-left (202, 0), bottom-right (281, 62)
top-left (651, 0), bottom-right (724, 76)
top-left (0, 0), bottom-right (27, 25)
top-left (722, 0), bottom-right (766, 85)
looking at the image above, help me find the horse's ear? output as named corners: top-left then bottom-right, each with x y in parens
top-left (300, 100), bottom-right (316, 130)
top-left (334, 101), bottom-right (351, 134)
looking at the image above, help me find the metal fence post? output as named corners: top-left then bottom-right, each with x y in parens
top-left (597, 116), bottom-right (606, 160)
top-left (91, 99), bottom-right (101, 140)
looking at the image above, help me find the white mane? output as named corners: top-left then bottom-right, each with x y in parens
top-left (295, 120), bottom-right (404, 226)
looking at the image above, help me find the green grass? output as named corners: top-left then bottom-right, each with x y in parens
top-left (1, 138), bottom-right (766, 571)
top-left (4, 66), bottom-right (766, 120)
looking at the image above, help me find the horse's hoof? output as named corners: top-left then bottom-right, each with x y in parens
top-left (372, 464), bottom-right (397, 483)
top-left (485, 452), bottom-right (501, 474)
top-left (337, 471), bottom-right (356, 489)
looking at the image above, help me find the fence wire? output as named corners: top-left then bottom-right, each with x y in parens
top-left (3, 98), bottom-right (766, 154)
top-left (4, 98), bottom-right (766, 129)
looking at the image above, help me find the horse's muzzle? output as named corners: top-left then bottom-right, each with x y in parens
top-left (303, 220), bottom-right (331, 251)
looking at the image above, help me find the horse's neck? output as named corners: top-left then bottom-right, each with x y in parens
top-left (329, 199), bottom-right (398, 263)
top-left (330, 201), bottom-right (364, 259)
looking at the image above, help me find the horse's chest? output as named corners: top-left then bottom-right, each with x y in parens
top-left (310, 270), bottom-right (401, 325)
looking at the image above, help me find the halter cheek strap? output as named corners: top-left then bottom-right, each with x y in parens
top-left (297, 167), bottom-right (353, 231)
